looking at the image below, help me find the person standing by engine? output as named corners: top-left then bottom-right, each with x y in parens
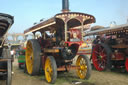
top-left (10, 49), bottom-right (15, 62)
top-left (92, 36), bottom-right (101, 46)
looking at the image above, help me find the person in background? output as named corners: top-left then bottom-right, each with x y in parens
top-left (10, 49), bottom-right (15, 74)
top-left (70, 32), bottom-right (80, 42)
top-left (10, 49), bottom-right (15, 62)
top-left (92, 36), bottom-right (101, 46)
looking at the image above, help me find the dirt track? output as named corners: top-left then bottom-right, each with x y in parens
top-left (1, 59), bottom-right (128, 85)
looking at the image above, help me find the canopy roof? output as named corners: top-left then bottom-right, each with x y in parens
top-left (85, 23), bottom-right (128, 36)
top-left (24, 12), bottom-right (95, 35)
top-left (91, 25), bottom-right (104, 31)
top-left (0, 13), bottom-right (14, 37)
top-left (0, 13), bottom-right (14, 48)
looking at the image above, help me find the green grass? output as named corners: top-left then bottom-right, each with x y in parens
top-left (20, 69), bottom-right (95, 85)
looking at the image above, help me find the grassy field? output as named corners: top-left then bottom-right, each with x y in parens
top-left (1, 59), bottom-right (128, 85)
top-left (12, 66), bottom-right (128, 85)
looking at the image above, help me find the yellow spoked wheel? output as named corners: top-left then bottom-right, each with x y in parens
top-left (25, 39), bottom-right (41, 75)
top-left (76, 55), bottom-right (91, 79)
top-left (45, 56), bottom-right (57, 84)
top-left (26, 40), bottom-right (33, 74)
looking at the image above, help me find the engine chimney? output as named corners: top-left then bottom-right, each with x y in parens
top-left (62, 0), bottom-right (70, 13)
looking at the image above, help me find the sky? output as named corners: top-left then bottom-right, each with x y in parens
top-left (0, 0), bottom-right (128, 33)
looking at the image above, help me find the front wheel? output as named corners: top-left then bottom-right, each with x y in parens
top-left (76, 55), bottom-right (92, 79)
top-left (45, 56), bottom-right (57, 84)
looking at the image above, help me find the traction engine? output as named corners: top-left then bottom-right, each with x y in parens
top-left (24, 0), bottom-right (96, 83)
top-left (85, 24), bottom-right (128, 71)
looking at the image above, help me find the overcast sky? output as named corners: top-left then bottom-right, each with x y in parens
top-left (0, 0), bottom-right (128, 33)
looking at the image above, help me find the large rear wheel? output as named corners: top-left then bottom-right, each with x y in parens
top-left (45, 56), bottom-right (57, 84)
top-left (92, 44), bottom-right (108, 71)
top-left (76, 55), bottom-right (91, 79)
top-left (25, 39), bottom-right (41, 75)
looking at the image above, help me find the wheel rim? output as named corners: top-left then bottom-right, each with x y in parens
top-left (125, 58), bottom-right (128, 72)
top-left (76, 56), bottom-right (87, 79)
top-left (26, 41), bottom-right (34, 74)
top-left (45, 57), bottom-right (53, 83)
top-left (92, 44), bottom-right (107, 71)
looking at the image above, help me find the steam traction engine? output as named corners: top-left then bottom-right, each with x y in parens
top-left (0, 13), bottom-right (14, 85)
top-left (24, 0), bottom-right (95, 83)
top-left (85, 24), bottom-right (128, 71)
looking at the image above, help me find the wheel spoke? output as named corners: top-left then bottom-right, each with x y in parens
top-left (101, 48), bottom-right (105, 53)
top-left (94, 58), bottom-right (100, 62)
top-left (98, 60), bottom-right (106, 68)
top-left (103, 60), bottom-right (106, 67)
top-left (102, 54), bottom-right (107, 58)
top-left (98, 62), bottom-right (104, 68)
top-left (94, 51), bottom-right (99, 54)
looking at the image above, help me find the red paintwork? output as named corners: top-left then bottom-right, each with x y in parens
top-left (19, 63), bottom-right (24, 65)
top-left (39, 38), bottom-right (51, 48)
top-left (112, 52), bottom-right (125, 60)
top-left (65, 41), bottom-right (82, 54)
top-left (42, 55), bottom-right (47, 69)
top-left (125, 58), bottom-right (128, 72)
top-left (92, 44), bottom-right (107, 71)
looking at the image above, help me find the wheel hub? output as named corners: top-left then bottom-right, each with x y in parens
top-left (47, 68), bottom-right (49, 72)
top-left (76, 56), bottom-right (88, 79)
top-left (30, 56), bottom-right (32, 60)
top-left (80, 65), bottom-right (87, 70)
top-left (98, 55), bottom-right (102, 59)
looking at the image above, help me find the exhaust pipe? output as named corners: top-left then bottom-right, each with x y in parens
top-left (62, 0), bottom-right (70, 13)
